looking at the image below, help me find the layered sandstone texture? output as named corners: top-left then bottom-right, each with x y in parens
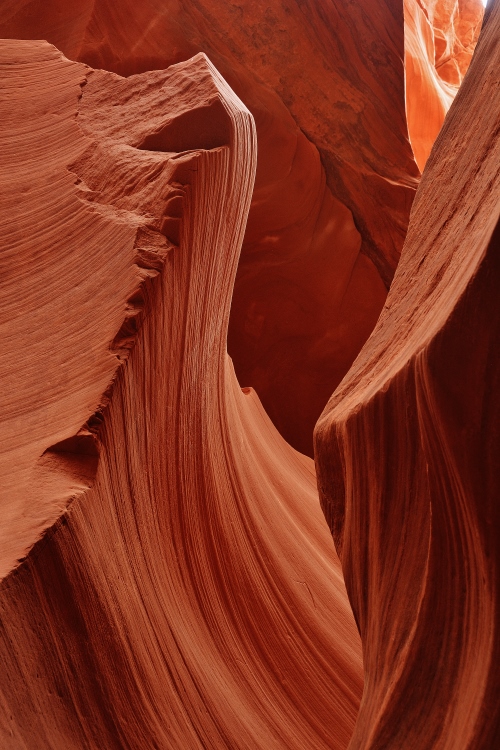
top-left (0, 1), bottom-right (493, 749)
top-left (404, 0), bottom-right (483, 170)
top-left (316, 2), bottom-right (500, 747)
top-left (0, 0), bottom-right (422, 455)
top-left (0, 0), bottom-right (483, 456)
top-left (0, 42), bottom-right (363, 749)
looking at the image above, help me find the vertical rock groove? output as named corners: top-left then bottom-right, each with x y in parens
top-left (316, 3), bottom-right (500, 747)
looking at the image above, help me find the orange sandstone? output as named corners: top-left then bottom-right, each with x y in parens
top-left (0, 1), bottom-right (493, 748)
top-left (0, 0), bottom-right (417, 454)
top-left (404, 0), bottom-right (483, 171)
top-left (0, 41), bottom-right (362, 749)
top-left (316, 3), bottom-right (500, 746)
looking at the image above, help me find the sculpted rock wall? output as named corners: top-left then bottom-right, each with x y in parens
top-left (316, 2), bottom-right (500, 747)
top-left (0, 0), bottom-right (415, 455)
top-left (0, 2), bottom-right (492, 748)
top-left (404, 0), bottom-right (483, 171)
top-left (0, 2), bottom-right (483, 457)
top-left (0, 42), bottom-right (362, 749)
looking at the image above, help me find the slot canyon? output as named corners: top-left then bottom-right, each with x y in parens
top-left (0, 0), bottom-right (498, 748)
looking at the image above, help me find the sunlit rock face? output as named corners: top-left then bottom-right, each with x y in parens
top-left (404, 0), bottom-right (483, 171)
top-left (0, 41), bottom-right (363, 749)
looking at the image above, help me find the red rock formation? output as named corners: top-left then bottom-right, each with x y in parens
top-left (404, 0), bottom-right (483, 171)
top-left (0, 0), bottom-right (493, 747)
top-left (316, 2), bottom-right (500, 746)
top-left (0, 41), bottom-right (362, 748)
top-left (0, 0), bottom-right (417, 455)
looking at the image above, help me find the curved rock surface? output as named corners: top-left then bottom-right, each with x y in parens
top-left (0, 2), bottom-right (483, 455)
top-left (0, 1), bottom-right (494, 748)
top-left (0, 41), bottom-right (362, 749)
top-left (404, 0), bottom-right (483, 171)
top-left (316, 3), bottom-right (500, 747)
top-left (0, 0), bottom-right (417, 455)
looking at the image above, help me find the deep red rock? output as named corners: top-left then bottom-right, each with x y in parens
top-left (1, 2), bottom-right (481, 457)
top-left (0, 0), bottom-right (418, 455)
top-left (316, 3), bottom-right (500, 746)
top-left (0, 1), bottom-right (491, 748)
top-left (0, 41), bottom-right (362, 749)
top-left (405, 0), bottom-right (483, 171)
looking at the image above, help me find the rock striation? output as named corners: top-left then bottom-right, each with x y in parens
top-left (404, 0), bottom-right (483, 171)
top-left (0, 0), bottom-right (494, 748)
top-left (316, 2), bottom-right (500, 747)
top-left (0, 0), bottom-right (419, 455)
top-left (0, 41), bottom-right (362, 749)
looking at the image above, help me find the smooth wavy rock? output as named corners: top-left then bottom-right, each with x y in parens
top-left (316, 3), bottom-right (500, 747)
top-left (404, 0), bottom-right (483, 171)
top-left (0, 0), bottom-right (418, 275)
top-left (0, 0), bottom-right (414, 455)
top-left (0, 41), bottom-right (362, 749)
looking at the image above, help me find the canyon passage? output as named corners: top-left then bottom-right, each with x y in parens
top-left (1, 1), bottom-right (499, 749)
